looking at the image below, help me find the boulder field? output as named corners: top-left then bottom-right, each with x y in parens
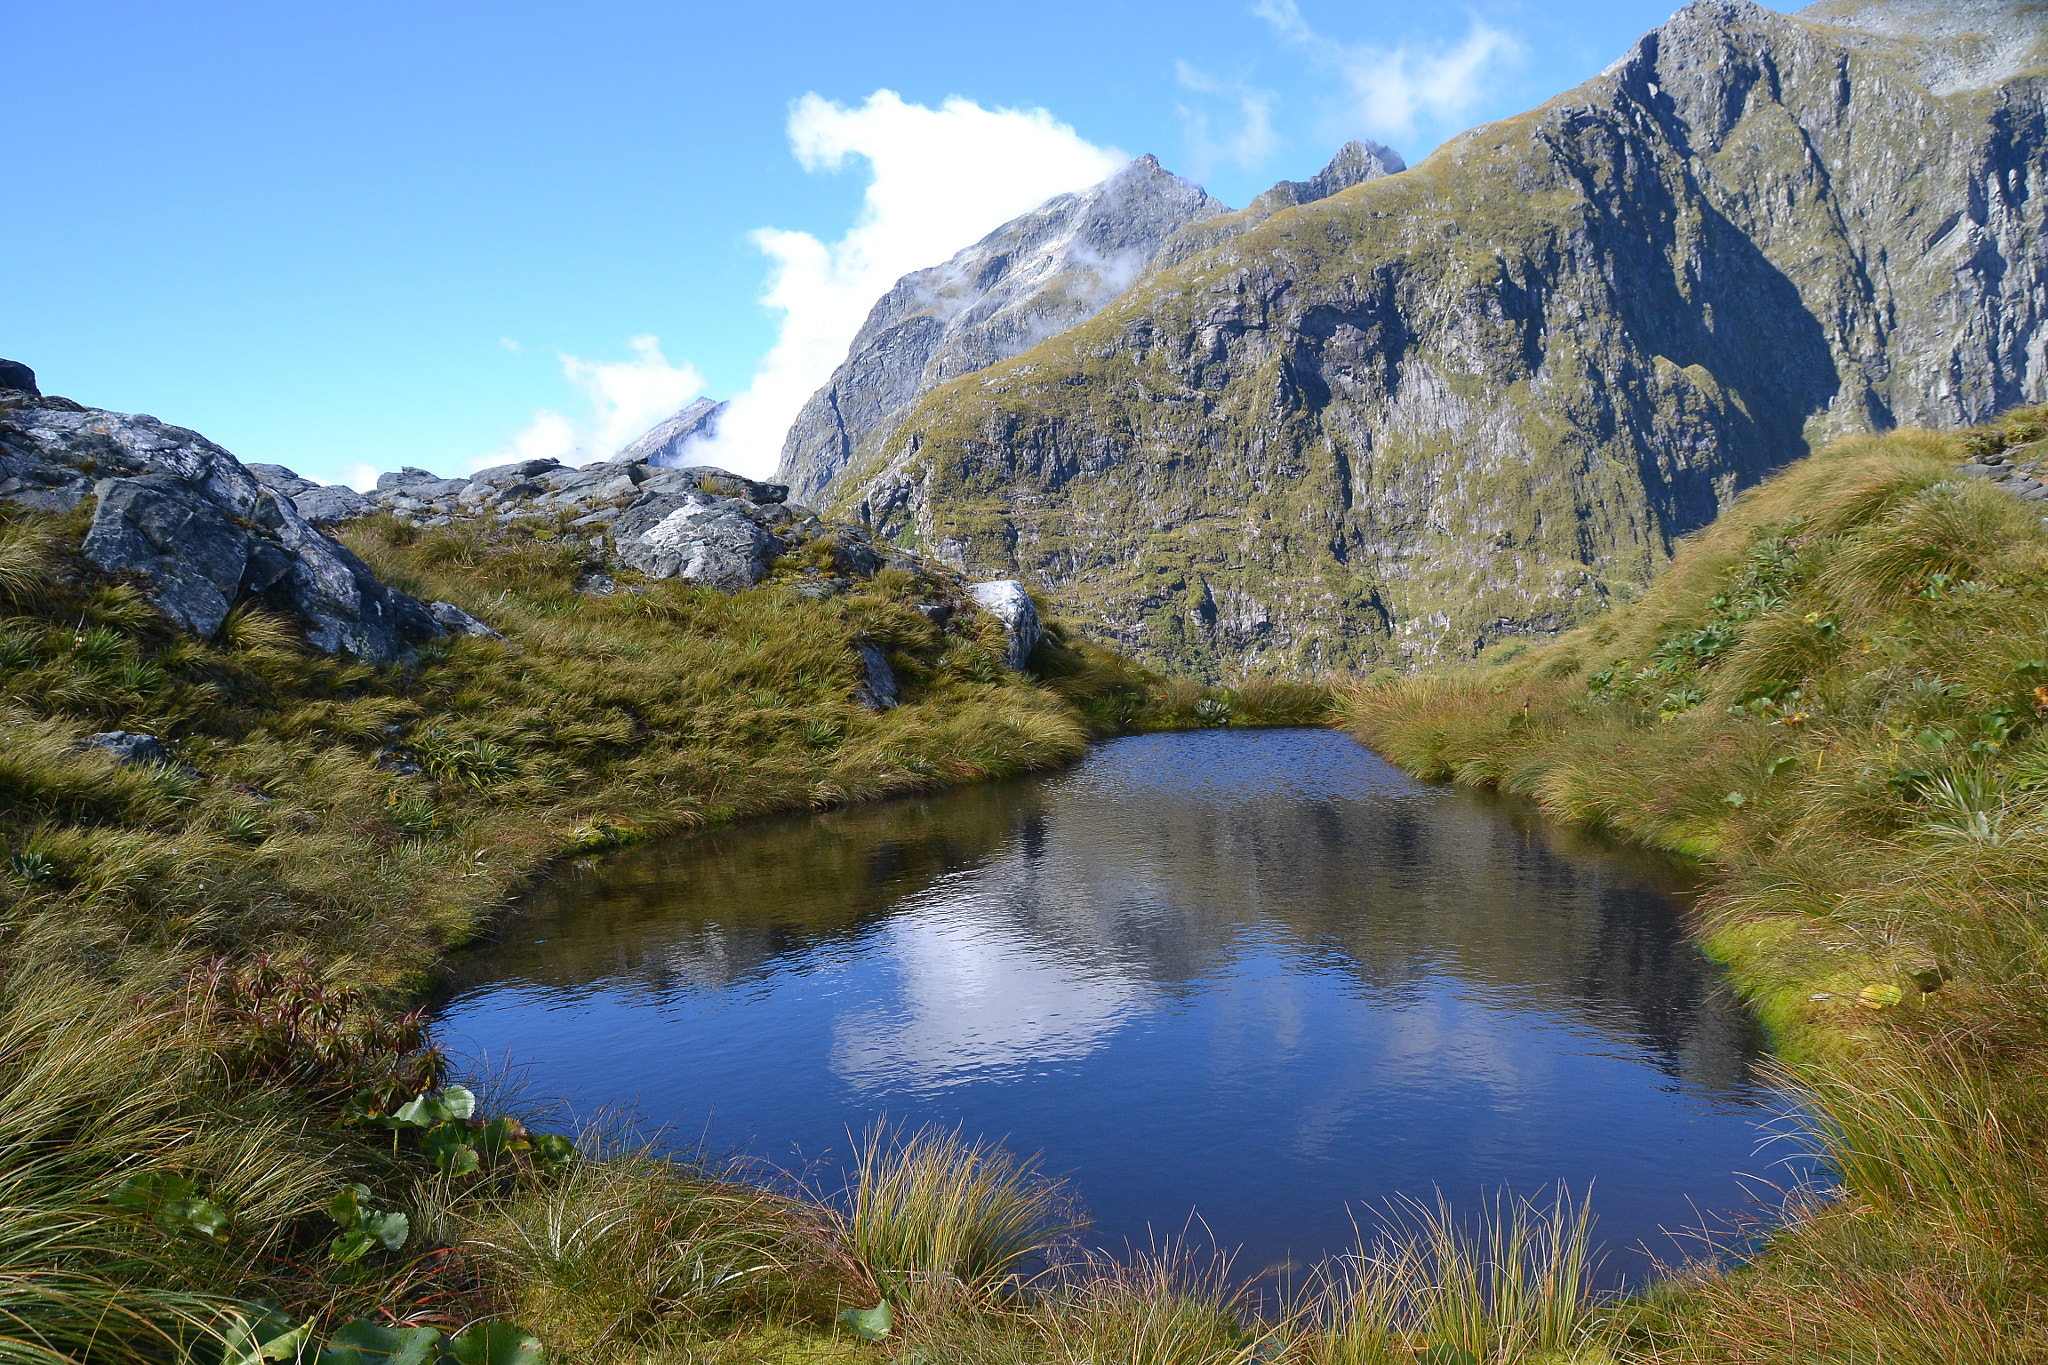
top-left (0, 361), bottom-right (1044, 671)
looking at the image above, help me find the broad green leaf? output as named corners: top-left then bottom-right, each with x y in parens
top-left (330, 1228), bottom-right (378, 1265)
top-left (109, 1171), bottom-right (195, 1211)
top-left (167, 1195), bottom-right (229, 1239)
top-left (393, 1085), bottom-right (476, 1128)
top-left (1858, 983), bottom-right (1905, 1009)
top-left (247, 1319), bottom-right (313, 1363)
top-left (322, 1319), bottom-right (440, 1365)
top-left (218, 1303), bottom-right (301, 1365)
top-left (364, 1210), bottom-right (410, 1251)
top-left (837, 1301), bottom-right (893, 1341)
top-left (446, 1321), bottom-right (545, 1365)
top-left (1916, 727), bottom-right (1955, 752)
top-left (425, 1123), bottom-right (480, 1176)
top-left (325, 1184), bottom-right (369, 1229)
top-left (531, 1133), bottom-right (574, 1171)
top-left (1721, 790), bottom-right (1747, 807)
top-left (472, 1116), bottom-right (525, 1159)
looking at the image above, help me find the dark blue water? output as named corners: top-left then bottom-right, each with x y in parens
top-left (437, 729), bottom-right (1815, 1284)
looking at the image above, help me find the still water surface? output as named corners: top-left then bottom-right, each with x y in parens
top-left (438, 729), bottom-right (1813, 1284)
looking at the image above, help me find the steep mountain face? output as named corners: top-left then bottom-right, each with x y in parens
top-left (778, 145), bottom-right (1407, 507)
top-left (1144, 140), bottom-right (1405, 276)
top-left (829, 0), bottom-right (2048, 678)
top-left (775, 155), bottom-right (1231, 505)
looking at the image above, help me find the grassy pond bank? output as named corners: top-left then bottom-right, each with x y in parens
top-left (6, 406), bottom-right (2047, 1362)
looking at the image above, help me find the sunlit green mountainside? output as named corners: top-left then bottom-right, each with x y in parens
top-left (819, 0), bottom-right (2048, 678)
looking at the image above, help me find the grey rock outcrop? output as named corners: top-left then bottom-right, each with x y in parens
top-left (328, 446), bottom-right (896, 597)
top-left (968, 580), bottom-right (1043, 670)
top-left (612, 493), bottom-right (777, 590)
top-left (0, 395), bottom-right (442, 661)
top-left (854, 639), bottom-right (899, 711)
top-left (248, 464), bottom-right (368, 526)
top-left (1146, 141), bottom-right (1405, 274)
top-left (616, 398), bottom-right (727, 467)
top-left (837, 0), bottom-right (2048, 677)
top-left (428, 600), bottom-right (505, 640)
top-left (0, 360), bottom-right (38, 396)
top-left (776, 155), bottom-right (1231, 505)
top-left (81, 731), bottom-right (170, 766)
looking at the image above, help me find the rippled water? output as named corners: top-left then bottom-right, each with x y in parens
top-left (437, 729), bottom-right (1814, 1284)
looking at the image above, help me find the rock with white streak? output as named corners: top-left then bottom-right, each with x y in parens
top-left (969, 580), bottom-right (1043, 670)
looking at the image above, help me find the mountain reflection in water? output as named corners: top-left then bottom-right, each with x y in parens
top-left (438, 729), bottom-right (1813, 1284)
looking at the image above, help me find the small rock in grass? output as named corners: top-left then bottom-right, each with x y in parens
top-left (428, 601), bottom-right (504, 640)
top-left (855, 639), bottom-right (898, 711)
top-left (969, 580), bottom-right (1043, 670)
top-left (81, 731), bottom-right (170, 765)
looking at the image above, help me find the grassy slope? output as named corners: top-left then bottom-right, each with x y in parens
top-left (1344, 409), bottom-right (2048, 1360)
top-left (0, 504), bottom-right (1332, 1361)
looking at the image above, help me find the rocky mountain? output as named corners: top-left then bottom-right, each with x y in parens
top-left (0, 362), bottom-right (446, 661)
top-left (774, 155), bottom-right (1232, 505)
top-left (778, 145), bottom-right (1409, 508)
top-left (617, 396), bottom-right (726, 466)
top-left (1143, 140), bottom-right (1405, 276)
top-left (824, 0), bottom-right (2048, 678)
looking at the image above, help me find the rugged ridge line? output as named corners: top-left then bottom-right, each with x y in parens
top-left (828, 0), bottom-right (2048, 678)
top-left (774, 154), bottom-right (1231, 505)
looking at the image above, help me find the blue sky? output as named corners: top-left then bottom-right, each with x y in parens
top-left (3, 0), bottom-right (1733, 485)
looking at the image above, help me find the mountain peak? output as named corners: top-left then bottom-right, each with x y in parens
top-left (774, 156), bottom-right (1229, 503)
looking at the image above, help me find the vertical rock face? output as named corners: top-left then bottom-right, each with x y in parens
top-left (828, 0), bottom-right (2048, 678)
top-left (774, 155), bottom-right (1233, 505)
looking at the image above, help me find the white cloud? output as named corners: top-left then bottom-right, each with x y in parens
top-left (340, 461), bottom-right (381, 493)
top-left (1174, 61), bottom-right (1280, 175)
top-left (686, 90), bottom-right (1125, 479)
top-left (1254, 0), bottom-right (1518, 142)
top-left (481, 335), bottom-right (704, 473)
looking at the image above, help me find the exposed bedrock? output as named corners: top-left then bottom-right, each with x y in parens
top-left (824, 0), bottom-right (2048, 677)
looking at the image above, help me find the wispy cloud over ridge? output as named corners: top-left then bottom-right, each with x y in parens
top-left (684, 90), bottom-right (1125, 479)
top-left (479, 335), bottom-right (704, 474)
top-left (1174, 60), bottom-right (1280, 175)
top-left (1254, 0), bottom-right (1519, 143)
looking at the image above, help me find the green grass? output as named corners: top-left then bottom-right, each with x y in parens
top-left (845, 1122), bottom-right (1081, 1309)
top-left (1343, 406), bottom-right (2048, 1360)
top-left (0, 503), bottom-right (1345, 1360)
top-left (17, 405), bottom-right (2039, 1359)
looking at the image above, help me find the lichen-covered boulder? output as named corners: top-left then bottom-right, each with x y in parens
top-left (80, 731), bottom-right (170, 765)
top-left (0, 393), bottom-right (442, 661)
top-left (429, 600), bottom-right (505, 640)
top-left (969, 580), bottom-right (1042, 670)
top-left (612, 493), bottom-right (776, 590)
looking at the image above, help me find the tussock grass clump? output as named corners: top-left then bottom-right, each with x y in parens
top-left (1306, 1190), bottom-right (1600, 1365)
top-left (1345, 405), bottom-right (2048, 1360)
top-left (847, 1121), bottom-right (1081, 1308)
top-left (464, 1140), bottom-right (866, 1361)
